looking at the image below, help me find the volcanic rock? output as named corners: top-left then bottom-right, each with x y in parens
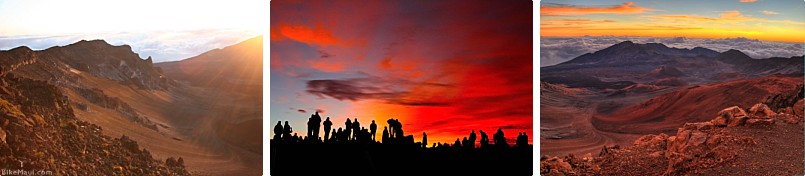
top-left (748, 103), bottom-right (776, 118)
top-left (746, 118), bottom-right (775, 126)
top-left (718, 106), bottom-right (748, 119)
top-left (727, 116), bottom-right (748, 127)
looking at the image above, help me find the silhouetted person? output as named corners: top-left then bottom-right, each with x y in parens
top-left (352, 118), bottom-right (360, 140)
top-left (422, 132), bottom-right (428, 148)
top-left (273, 121), bottom-right (283, 140)
top-left (337, 128), bottom-right (344, 141)
top-left (370, 120), bottom-right (377, 141)
top-left (345, 118), bottom-right (352, 141)
top-left (382, 127), bottom-right (389, 143)
top-left (387, 118), bottom-right (396, 138)
top-left (469, 130), bottom-right (477, 148)
top-left (494, 128), bottom-right (507, 148)
top-left (454, 138), bottom-right (461, 148)
top-left (364, 128), bottom-right (371, 141)
top-left (462, 137), bottom-right (469, 149)
top-left (330, 129), bottom-right (336, 141)
top-left (480, 130), bottom-right (489, 148)
top-left (323, 117), bottom-right (333, 141)
top-left (516, 132), bottom-right (529, 147)
top-left (307, 112), bottom-right (322, 141)
top-left (395, 119), bottom-right (404, 138)
top-left (432, 143), bottom-right (436, 148)
top-left (283, 121), bottom-right (293, 141)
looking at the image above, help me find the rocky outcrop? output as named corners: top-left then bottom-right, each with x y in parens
top-left (748, 103), bottom-right (776, 117)
top-left (0, 74), bottom-right (187, 175)
top-left (1, 40), bottom-right (173, 90)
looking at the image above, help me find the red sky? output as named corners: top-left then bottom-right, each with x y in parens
top-left (270, 0), bottom-right (532, 145)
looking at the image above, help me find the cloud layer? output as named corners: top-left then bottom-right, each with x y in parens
top-left (541, 36), bottom-right (804, 67)
top-left (0, 29), bottom-right (259, 63)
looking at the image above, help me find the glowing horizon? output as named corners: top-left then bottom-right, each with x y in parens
top-left (541, 0), bottom-right (805, 43)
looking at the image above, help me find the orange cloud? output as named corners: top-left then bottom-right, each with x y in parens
top-left (739, 0), bottom-right (757, 2)
top-left (541, 2), bottom-right (651, 16)
top-left (278, 24), bottom-right (341, 46)
top-left (308, 60), bottom-right (345, 72)
top-left (653, 10), bottom-right (804, 25)
top-left (541, 19), bottom-right (615, 25)
top-left (379, 57), bottom-right (392, 69)
top-left (762, 10), bottom-right (779, 15)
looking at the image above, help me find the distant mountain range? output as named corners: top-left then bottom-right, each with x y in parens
top-left (542, 41), bottom-right (803, 88)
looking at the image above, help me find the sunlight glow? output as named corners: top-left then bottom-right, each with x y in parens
top-left (0, 0), bottom-right (263, 36)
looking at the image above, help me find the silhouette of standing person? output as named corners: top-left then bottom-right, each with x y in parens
top-left (337, 128), bottom-right (344, 141)
top-left (454, 138), bottom-right (462, 148)
top-left (330, 129), bottom-right (336, 141)
top-left (469, 130), bottom-right (477, 148)
top-left (422, 132), bottom-right (428, 148)
top-left (393, 119), bottom-right (403, 138)
top-left (517, 132), bottom-right (529, 147)
top-left (352, 118), bottom-right (360, 140)
top-left (370, 120), bottom-right (377, 141)
top-left (323, 117), bottom-right (333, 141)
top-left (311, 112), bottom-right (322, 141)
top-left (494, 128), bottom-right (507, 147)
top-left (386, 119), bottom-right (396, 138)
top-left (480, 130), bottom-right (489, 148)
top-left (283, 121), bottom-right (292, 141)
top-left (523, 132), bottom-right (528, 145)
top-left (273, 121), bottom-right (283, 140)
top-left (345, 118), bottom-right (352, 141)
top-left (382, 127), bottom-right (389, 144)
top-left (462, 137), bottom-right (469, 149)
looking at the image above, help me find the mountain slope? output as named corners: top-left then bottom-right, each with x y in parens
top-left (156, 36), bottom-right (263, 154)
top-left (1, 37), bottom-right (263, 175)
top-left (0, 73), bottom-right (188, 175)
top-left (157, 36), bottom-right (262, 92)
top-left (593, 74), bottom-right (803, 134)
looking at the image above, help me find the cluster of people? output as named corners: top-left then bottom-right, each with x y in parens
top-left (516, 132), bottom-right (529, 147)
top-left (381, 118), bottom-right (412, 144)
top-left (273, 121), bottom-right (293, 141)
top-left (273, 113), bottom-right (531, 148)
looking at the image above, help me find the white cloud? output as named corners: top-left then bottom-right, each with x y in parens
top-left (0, 29), bottom-right (259, 62)
top-left (540, 36), bottom-right (804, 67)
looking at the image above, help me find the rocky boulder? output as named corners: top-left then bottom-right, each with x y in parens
top-left (540, 156), bottom-right (573, 175)
top-left (718, 106), bottom-right (748, 119)
top-left (795, 99), bottom-right (804, 117)
top-left (712, 106), bottom-right (749, 127)
top-left (748, 103), bottom-right (776, 118)
top-left (727, 116), bottom-right (748, 127)
top-left (667, 122), bottom-right (714, 154)
top-left (634, 133), bottom-right (669, 150)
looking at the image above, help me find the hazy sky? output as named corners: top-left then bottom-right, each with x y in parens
top-left (541, 0), bottom-right (805, 42)
top-left (270, 0), bottom-right (532, 144)
top-left (0, 0), bottom-right (264, 62)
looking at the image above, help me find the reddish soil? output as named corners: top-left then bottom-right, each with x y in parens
top-left (593, 74), bottom-right (802, 134)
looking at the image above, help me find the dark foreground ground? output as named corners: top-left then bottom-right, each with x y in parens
top-left (270, 140), bottom-right (532, 175)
